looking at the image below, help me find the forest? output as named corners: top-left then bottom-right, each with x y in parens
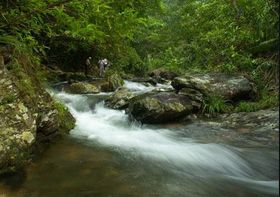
top-left (1, 0), bottom-right (279, 112)
top-left (0, 0), bottom-right (279, 196)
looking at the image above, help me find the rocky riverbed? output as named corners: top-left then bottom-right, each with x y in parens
top-left (0, 63), bottom-right (278, 197)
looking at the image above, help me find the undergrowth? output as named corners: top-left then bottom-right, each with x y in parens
top-left (202, 96), bottom-right (231, 116)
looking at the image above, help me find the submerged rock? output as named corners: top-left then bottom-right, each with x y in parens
top-left (128, 92), bottom-right (194, 124)
top-left (105, 88), bottom-right (135, 109)
top-left (172, 73), bottom-right (256, 101)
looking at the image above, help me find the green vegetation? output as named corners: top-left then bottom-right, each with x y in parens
top-left (202, 96), bottom-right (231, 116)
top-left (202, 89), bottom-right (279, 115)
top-left (53, 101), bottom-right (75, 131)
top-left (0, 0), bottom-right (278, 111)
top-left (235, 91), bottom-right (279, 112)
top-left (0, 94), bottom-right (16, 105)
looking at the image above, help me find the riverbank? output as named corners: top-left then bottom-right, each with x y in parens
top-left (0, 52), bottom-right (75, 175)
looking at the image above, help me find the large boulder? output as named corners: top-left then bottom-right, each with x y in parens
top-left (178, 88), bottom-right (203, 110)
top-left (222, 107), bottom-right (279, 130)
top-left (0, 52), bottom-right (75, 174)
top-left (63, 82), bottom-right (100, 94)
top-left (128, 92), bottom-right (194, 124)
top-left (172, 73), bottom-right (256, 101)
top-left (105, 88), bottom-right (136, 109)
top-left (90, 73), bottom-right (124, 92)
top-left (62, 73), bottom-right (124, 93)
top-left (149, 68), bottom-right (178, 80)
top-left (219, 108), bottom-right (279, 147)
top-left (106, 73), bottom-right (124, 92)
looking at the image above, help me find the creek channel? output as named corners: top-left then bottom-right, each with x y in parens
top-left (0, 81), bottom-right (278, 197)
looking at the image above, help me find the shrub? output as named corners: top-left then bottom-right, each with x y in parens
top-left (235, 90), bottom-right (279, 112)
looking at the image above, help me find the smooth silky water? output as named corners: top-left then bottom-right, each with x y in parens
top-left (0, 81), bottom-right (278, 197)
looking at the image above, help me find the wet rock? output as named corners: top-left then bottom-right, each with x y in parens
top-left (105, 88), bottom-right (136, 109)
top-left (128, 92), bottom-right (194, 124)
top-left (0, 50), bottom-right (75, 174)
top-left (37, 109), bottom-right (61, 136)
top-left (63, 73), bottom-right (124, 93)
top-left (172, 73), bottom-right (256, 101)
top-left (216, 108), bottom-right (279, 147)
top-left (176, 107), bottom-right (279, 148)
top-left (221, 108), bottom-right (279, 130)
top-left (0, 98), bottom-right (37, 174)
top-left (149, 68), bottom-right (178, 80)
top-left (106, 73), bottom-right (124, 92)
top-left (88, 73), bottom-right (124, 92)
top-left (64, 82), bottom-right (100, 94)
top-left (178, 88), bottom-right (203, 110)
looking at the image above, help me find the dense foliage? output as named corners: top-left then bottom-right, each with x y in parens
top-left (0, 0), bottom-right (161, 72)
top-left (0, 0), bottom-right (279, 106)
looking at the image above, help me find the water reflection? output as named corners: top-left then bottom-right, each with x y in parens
top-left (0, 136), bottom-right (278, 197)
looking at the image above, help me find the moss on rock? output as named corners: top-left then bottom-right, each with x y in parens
top-left (105, 88), bottom-right (135, 109)
top-left (0, 50), bottom-right (75, 175)
top-left (128, 92), bottom-right (194, 124)
top-left (64, 82), bottom-right (100, 94)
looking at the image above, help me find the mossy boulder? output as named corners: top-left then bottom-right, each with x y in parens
top-left (128, 92), bottom-right (194, 124)
top-left (57, 73), bottom-right (124, 93)
top-left (105, 87), bottom-right (136, 109)
top-left (0, 52), bottom-right (75, 174)
top-left (106, 73), bottom-right (124, 92)
top-left (89, 73), bottom-right (124, 92)
top-left (64, 82), bottom-right (100, 94)
top-left (149, 68), bottom-right (178, 84)
top-left (172, 73), bottom-right (256, 101)
top-left (178, 88), bottom-right (203, 110)
top-left (149, 68), bottom-right (178, 80)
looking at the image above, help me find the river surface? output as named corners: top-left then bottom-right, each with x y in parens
top-left (0, 81), bottom-right (278, 197)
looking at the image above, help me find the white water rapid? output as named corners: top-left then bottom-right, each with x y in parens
top-left (123, 80), bottom-right (172, 93)
top-left (52, 81), bottom-right (278, 197)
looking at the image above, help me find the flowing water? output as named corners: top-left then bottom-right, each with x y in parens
top-left (0, 81), bottom-right (278, 197)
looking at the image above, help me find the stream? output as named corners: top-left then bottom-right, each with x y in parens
top-left (0, 81), bottom-right (278, 197)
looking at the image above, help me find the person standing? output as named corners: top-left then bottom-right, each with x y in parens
top-left (85, 56), bottom-right (92, 77)
top-left (98, 58), bottom-right (110, 77)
